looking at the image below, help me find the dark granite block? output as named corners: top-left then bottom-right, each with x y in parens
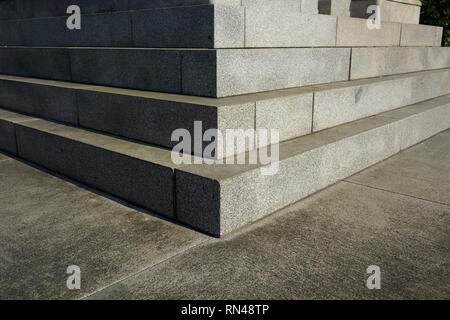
top-left (0, 80), bottom-right (78, 124)
top-left (12, 0), bottom-right (212, 19)
top-left (175, 170), bottom-right (220, 236)
top-left (16, 12), bottom-right (132, 47)
top-left (0, 47), bottom-right (71, 81)
top-left (15, 0), bottom-right (70, 19)
top-left (70, 48), bottom-right (182, 92)
top-left (181, 49), bottom-right (217, 97)
top-left (0, 0), bottom-right (20, 20)
top-left (132, 5), bottom-right (214, 48)
top-left (15, 123), bottom-right (175, 217)
top-left (77, 90), bottom-right (217, 148)
top-left (0, 20), bottom-right (19, 45)
top-left (0, 119), bottom-right (17, 155)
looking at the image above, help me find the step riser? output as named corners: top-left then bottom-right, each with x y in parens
top-left (1, 69), bottom-right (448, 153)
top-left (351, 47), bottom-right (450, 80)
top-left (176, 98), bottom-right (450, 235)
top-left (401, 24), bottom-right (444, 47)
top-left (313, 69), bottom-right (450, 131)
top-left (1, 47), bottom-right (448, 98)
top-left (336, 18), bottom-right (442, 47)
top-left (0, 47), bottom-right (351, 97)
top-left (336, 17), bottom-right (401, 47)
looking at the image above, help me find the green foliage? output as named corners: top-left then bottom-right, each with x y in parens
top-left (420, 0), bottom-right (450, 46)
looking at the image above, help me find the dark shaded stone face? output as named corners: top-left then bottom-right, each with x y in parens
top-left (0, 0), bottom-right (215, 20)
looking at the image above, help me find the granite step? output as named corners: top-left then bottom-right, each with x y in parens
top-left (0, 46), bottom-right (351, 97)
top-left (1, 46), bottom-right (448, 98)
top-left (1, 94), bottom-right (449, 236)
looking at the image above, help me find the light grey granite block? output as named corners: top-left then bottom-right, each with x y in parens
top-left (245, 10), bottom-right (336, 47)
top-left (242, 0), bottom-right (301, 12)
top-left (351, 47), bottom-right (450, 79)
top-left (313, 69), bottom-right (450, 131)
top-left (400, 23), bottom-right (443, 47)
top-left (336, 17), bottom-right (401, 46)
top-left (300, 0), bottom-right (319, 14)
top-left (211, 48), bottom-right (351, 97)
top-left (256, 93), bottom-right (313, 142)
top-left (351, 0), bottom-right (421, 24)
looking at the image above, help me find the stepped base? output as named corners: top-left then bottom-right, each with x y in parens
top-left (0, 68), bottom-right (448, 157)
top-left (1, 95), bottom-right (449, 236)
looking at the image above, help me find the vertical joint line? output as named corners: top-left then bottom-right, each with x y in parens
top-left (180, 53), bottom-right (184, 94)
top-left (129, 13), bottom-right (134, 46)
top-left (67, 48), bottom-right (74, 82)
top-left (173, 170), bottom-right (178, 220)
top-left (13, 124), bottom-right (19, 156)
top-left (335, 16), bottom-right (339, 46)
top-left (243, 6), bottom-right (246, 47)
top-left (75, 91), bottom-right (80, 126)
top-left (311, 92), bottom-right (315, 134)
top-left (348, 47), bottom-right (353, 80)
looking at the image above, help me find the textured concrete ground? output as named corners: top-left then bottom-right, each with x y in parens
top-left (0, 130), bottom-right (449, 300)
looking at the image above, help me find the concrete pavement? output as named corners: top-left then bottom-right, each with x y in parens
top-left (0, 129), bottom-right (449, 299)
